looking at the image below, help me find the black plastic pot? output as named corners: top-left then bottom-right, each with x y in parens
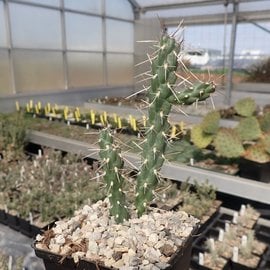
top-left (0, 209), bottom-right (8, 225)
top-left (230, 257), bottom-right (261, 270)
top-left (6, 212), bottom-right (20, 231)
top-left (197, 201), bottom-right (222, 235)
top-left (190, 246), bottom-right (231, 270)
top-left (0, 208), bottom-right (55, 238)
top-left (33, 226), bottom-right (197, 270)
top-left (255, 224), bottom-right (270, 245)
top-left (239, 158), bottom-right (270, 183)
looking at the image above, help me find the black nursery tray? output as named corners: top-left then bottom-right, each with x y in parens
top-left (0, 209), bottom-right (54, 238)
top-left (190, 246), bottom-right (231, 270)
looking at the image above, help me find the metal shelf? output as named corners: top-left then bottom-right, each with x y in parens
top-left (27, 130), bottom-right (270, 205)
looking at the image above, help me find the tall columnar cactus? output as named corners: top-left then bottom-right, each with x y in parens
top-left (98, 128), bottom-right (129, 223)
top-left (134, 34), bottom-right (215, 217)
top-left (98, 32), bottom-right (215, 221)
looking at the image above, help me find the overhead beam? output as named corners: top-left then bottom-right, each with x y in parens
top-left (127, 0), bottom-right (141, 19)
top-left (163, 9), bottom-right (270, 27)
top-left (140, 0), bottom-right (264, 13)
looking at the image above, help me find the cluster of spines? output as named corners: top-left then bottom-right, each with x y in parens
top-left (98, 128), bottom-right (129, 223)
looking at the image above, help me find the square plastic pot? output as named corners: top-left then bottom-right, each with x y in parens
top-left (239, 158), bottom-right (270, 183)
top-left (33, 226), bottom-right (197, 270)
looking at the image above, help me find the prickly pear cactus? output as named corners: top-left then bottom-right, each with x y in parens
top-left (190, 124), bottom-right (214, 148)
top-left (201, 111), bottom-right (221, 134)
top-left (234, 97), bottom-right (256, 117)
top-left (214, 128), bottom-right (245, 158)
top-left (244, 144), bottom-right (270, 163)
top-left (235, 116), bottom-right (261, 141)
top-left (98, 128), bottom-right (129, 223)
top-left (259, 112), bottom-right (270, 133)
top-left (262, 133), bottom-right (270, 154)
top-left (135, 33), bottom-right (215, 216)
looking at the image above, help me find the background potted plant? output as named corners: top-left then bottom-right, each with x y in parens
top-left (190, 97), bottom-right (270, 182)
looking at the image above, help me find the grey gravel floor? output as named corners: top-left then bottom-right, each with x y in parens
top-left (0, 223), bottom-right (45, 270)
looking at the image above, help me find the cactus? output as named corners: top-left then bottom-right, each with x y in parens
top-left (98, 128), bottom-right (129, 223)
top-left (234, 97), bottom-right (256, 117)
top-left (190, 124), bottom-right (214, 148)
top-left (244, 144), bottom-right (270, 163)
top-left (201, 111), bottom-right (221, 134)
top-left (214, 128), bottom-right (245, 158)
top-left (235, 117), bottom-right (262, 141)
top-left (98, 32), bottom-right (215, 220)
top-left (134, 34), bottom-right (215, 217)
top-left (258, 111), bottom-right (270, 133)
top-left (262, 133), bottom-right (270, 154)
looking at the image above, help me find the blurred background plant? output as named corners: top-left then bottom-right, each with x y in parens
top-left (0, 149), bottom-right (105, 224)
top-left (0, 112), bottom-right (28, 162)
top-left (245, 57), bottom-right (270, 83)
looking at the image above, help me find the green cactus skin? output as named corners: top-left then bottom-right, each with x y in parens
top-left (244, 144), bottom-right (270, 163)
top-left (234, 97), bottom-right (256, 117)
top-left (201, 111), bottom-right (221, 134)
top-left (259, 112), bottom-right (270, 133)
top-left (98, 128), bottom-right (129, 223)
top-left (261, 133), bottom-right (270, 154)
top-left (134, 34), bottom-right (216, 217)
top-left (235, 116), bottom-right (261, 141)
top-left (214, 128), bottom-right (245, 158)
top-left (190, 124), bottom-right (214, 148)
top-left (168, 82), bottom-right (216, 105)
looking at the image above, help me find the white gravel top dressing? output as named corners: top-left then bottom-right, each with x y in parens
top-left (36, 199), bottom-right (198, 270)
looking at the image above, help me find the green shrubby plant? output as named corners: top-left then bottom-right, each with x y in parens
top-left (178, 180), bottom-right (217, 219)
top-left (0, 149), bottom-right (105, 223)
top-left (0, 112), bottom-right (28, 161)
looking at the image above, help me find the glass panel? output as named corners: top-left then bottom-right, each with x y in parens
top-left (239, 1), bottom-right (270, 12)
top-left (106, 20), bottom-right (134, 53)
top-left (181, 24), bottom-right (231, 54)
top-left (235, 22), bottom-right (270, 70)
top-left (105, 0), bottom-right (134, 20)
top-left (65, 13), bottom-right (103, 51)
top-left (0, 50), bottom-right (12, 95)
top-left (9, 3), bottom-right (62, 49)
top-left (107, 53), bottom-right (133, 85)
top-left (13, 50), bottom-right (64, 93)
top-left (0, 1), bottom-right (7, 47)
top-left (14, 0), bottom-right (60, 7)
top-left (64, 0), bottom-right (101, 14)
top-left (67, 52), bottom-right (104, 88)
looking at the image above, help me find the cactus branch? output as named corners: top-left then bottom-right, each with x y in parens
top-left (98, 128), bottom-right (129, 223)
top-left (135, 33), bottom-right (216, 217)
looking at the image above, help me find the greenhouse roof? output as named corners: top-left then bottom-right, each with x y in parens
top-left (129, 0), bottom-right (270, 25)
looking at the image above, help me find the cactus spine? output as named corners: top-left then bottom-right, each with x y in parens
top-left (98, 128), bottom-right (129, 223)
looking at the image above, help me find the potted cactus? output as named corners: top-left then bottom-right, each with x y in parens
top-left (191, 97), bottom-right (270, 182)
top-left (33, 30), bottom-right (215, 269)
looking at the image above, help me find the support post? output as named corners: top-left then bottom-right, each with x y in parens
top-left (226, 0), bottom-right (239, 106)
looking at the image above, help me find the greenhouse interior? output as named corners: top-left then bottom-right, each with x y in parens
top-left (1, 0), bottom-right (270, 269)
